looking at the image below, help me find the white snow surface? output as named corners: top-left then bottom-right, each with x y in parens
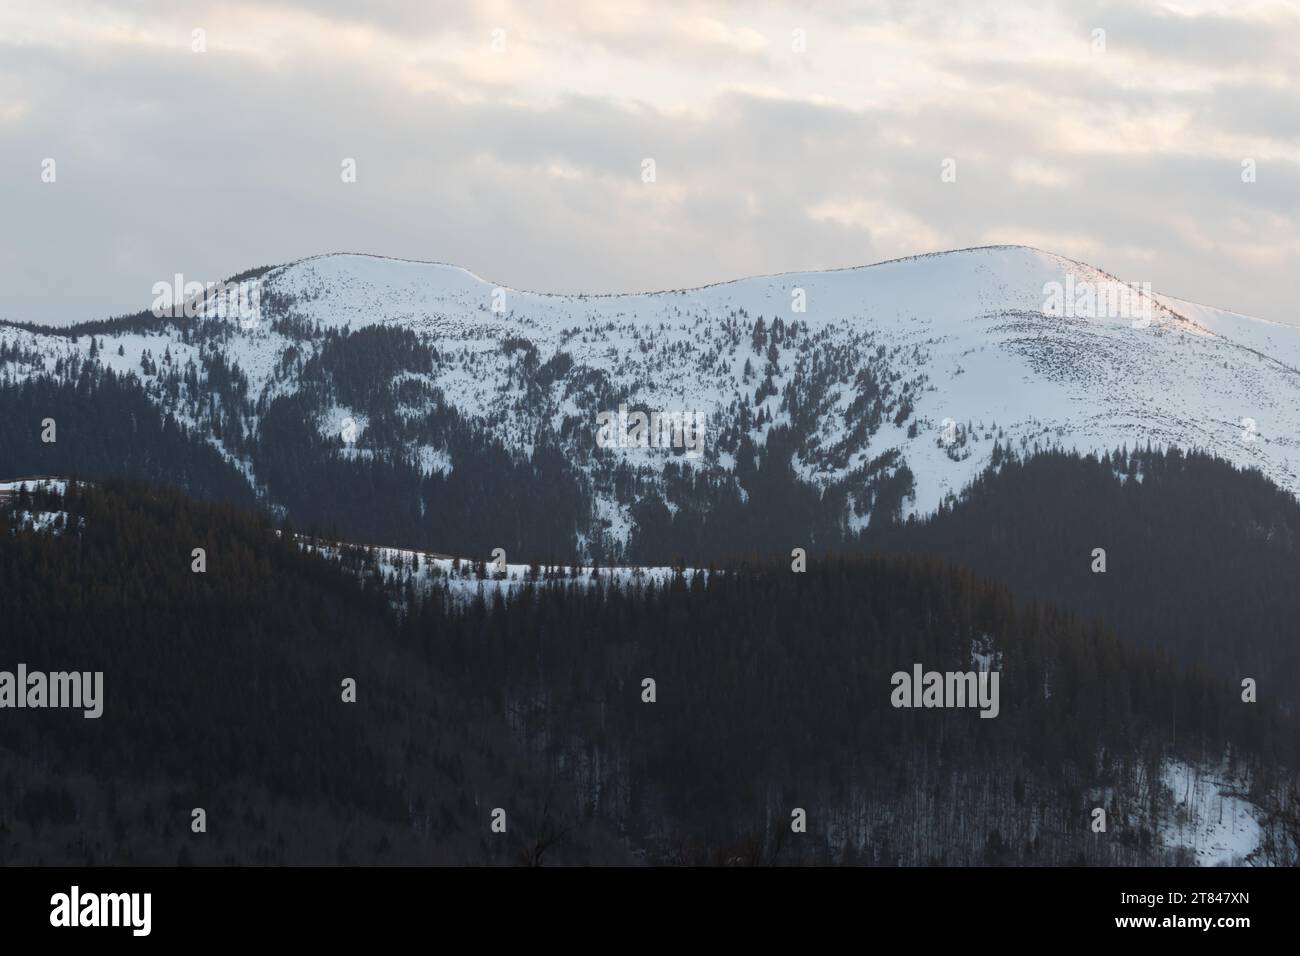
top-left (231, 246), bottom-right (1300, 508)
top-left (6, 244), bottom-right (1300, 541)
top-left (298, 535), bottom-right (702, 607)
top-left (0, 478), bottom-right (69, 495)
top-left (1159, 758), bottom-right (1260, 866)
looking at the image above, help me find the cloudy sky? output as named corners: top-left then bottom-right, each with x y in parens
top-left (2, 0), bottom-right (1298, 325)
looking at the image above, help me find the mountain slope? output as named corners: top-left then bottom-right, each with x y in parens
top-left (253, 244), bottom-right (1300, 505)
top-left (871, 445), bottom-right (1300, 708)
top-left (3, 244), bottom-right (1299, 561)
top-left (6, 480), bottom-right (1296, 865)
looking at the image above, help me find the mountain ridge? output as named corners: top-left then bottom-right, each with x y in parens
top-left (6, 243), bottom-right (1266, 332)
top-left (4, 244), bottom-right (1300, 562)
top-left (168, 244), bottom-right (1265, 320)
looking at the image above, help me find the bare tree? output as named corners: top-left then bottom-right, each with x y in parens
top-left (519, 798), bottom-right (570, 867)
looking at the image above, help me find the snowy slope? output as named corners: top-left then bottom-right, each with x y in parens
top-left (1159, 758), bottom-right (1260, 866)
top-left (4, 244), bottom-right (1299, 550)
top-left (297, 534), bottom-right (703, 607)
top-left (254, 246), bottom-right (1300, 505)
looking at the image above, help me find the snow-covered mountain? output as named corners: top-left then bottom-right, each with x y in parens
top-left (4, 244), bottom-right (1298, 559)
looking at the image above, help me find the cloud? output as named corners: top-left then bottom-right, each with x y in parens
top-left (806, 197), bottom-right (950, 253)
top-left (0, 0), bottom-right (1296, 327)
top-left (1065, 0), bottom-right (1300, 70)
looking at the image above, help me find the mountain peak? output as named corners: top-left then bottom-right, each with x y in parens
top-left (5, 242), bottom-right (1300, 556)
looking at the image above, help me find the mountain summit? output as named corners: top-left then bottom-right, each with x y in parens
top-left (3, 245), bottom-right (1298, 559)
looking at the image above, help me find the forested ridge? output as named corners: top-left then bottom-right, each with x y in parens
top-left (0, 480), bottom-right (625, 865)
top-left (869, 446), bottom-right (1300, 709)
top-left (0, 372), bottom-right (257, 507)
top-left (0, 304), bottom-right (923, 563)
top-left (3, 481), bottom-right (1297, 864)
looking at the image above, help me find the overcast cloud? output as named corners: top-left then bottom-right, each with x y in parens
top-left (2, 0), bottom-right (1298, 325)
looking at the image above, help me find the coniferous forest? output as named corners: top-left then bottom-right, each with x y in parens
top-left (6, 346), bottom-right (1300, 867)
top-left (8, 4), bottom-right (1300, 943)
top-left (2, 480), bottom-right (1298, 865)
